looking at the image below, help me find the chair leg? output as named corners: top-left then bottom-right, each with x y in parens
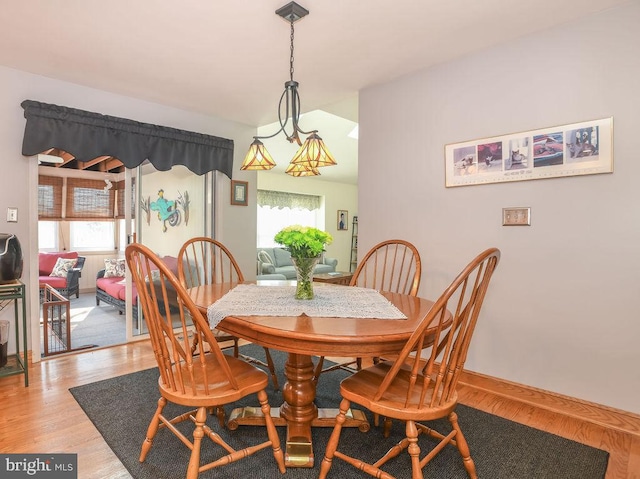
top-left (257, 389), bottom-right (286, 473)
top-left (449, 411), bottom-right (477, 479)
top-left (313, 356), bottom-right (325, 386)
top-left (190, 335), bottom-right (200, 355)
top-left (207, 406), bottom-right (226, 428)
top-left (383, 416), bottom-right (393, 438)
top-left (406, 420), bottom-right (424, 479)
top-left (263, 347), bottom-right (280, 391)
top-left (319, 397), bottom-right (350, 479)
top-left (313, 356), bottom-right (360, 386)
top-left (186, 406), bottom-right (207, 479)
top-left (140, 397), bottom-right (167, 462)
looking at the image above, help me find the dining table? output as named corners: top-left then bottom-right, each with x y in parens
top-left (187, 280), bottom-right (441, 468)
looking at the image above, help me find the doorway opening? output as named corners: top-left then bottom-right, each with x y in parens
top-left (37, 163), bottom-right (214, 358)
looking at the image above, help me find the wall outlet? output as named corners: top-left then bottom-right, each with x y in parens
top-left (502, 207), bottom-right (530, 226)
top-left (6, 207), bottom-right (18, 223)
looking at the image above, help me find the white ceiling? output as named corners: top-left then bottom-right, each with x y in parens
top-left (0, 0), bottom-right (629, 183)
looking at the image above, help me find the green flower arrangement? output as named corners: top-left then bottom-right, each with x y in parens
top-left (273, 225), bottom-right (333, 259)
top-left (274, 225), bottom-right (333, 300)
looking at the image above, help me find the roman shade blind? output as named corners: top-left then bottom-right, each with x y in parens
top-left (38, 175), bottom-right (63, 220)
top-left (116, 180), bottom-right (134, 219)
top-left (21, 100), bottom-right (234, 178)
top-left (65, 177), bottom-right (115, 220)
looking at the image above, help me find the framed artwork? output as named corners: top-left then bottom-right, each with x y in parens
top-left (230, 180), bottom-right (248, 206)
top-left (444, 117), bottom-right (613, 187)
top-left (337, 210), bottom-right (348, 230)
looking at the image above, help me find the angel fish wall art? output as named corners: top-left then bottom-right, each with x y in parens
top-left (149, 189), bottom-right (190, 232)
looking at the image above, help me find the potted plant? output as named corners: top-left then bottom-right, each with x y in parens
top-left (274, 225), bottom-right (333, 299)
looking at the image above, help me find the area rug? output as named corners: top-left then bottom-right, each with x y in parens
top-left (69, 345), bottom-right (609, 479)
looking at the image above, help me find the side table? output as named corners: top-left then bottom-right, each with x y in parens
top-left (313, 271), bottom-right (354, 286)
top-left (0, 281), bottom-right (28, 386)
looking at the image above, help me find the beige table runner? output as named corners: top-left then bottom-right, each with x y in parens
top-left (206, 283), bottom-right (407, 328)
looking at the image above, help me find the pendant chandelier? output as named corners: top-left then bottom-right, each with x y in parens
top-left (240, 1), bottom-right (337, 177)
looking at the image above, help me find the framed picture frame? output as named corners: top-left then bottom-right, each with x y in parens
top-left (230, 180), bottom-right (248, 206)
top-left (337, 210), bottom-right (348, 230)
top-left (444, 117), bottom-right (613, 187)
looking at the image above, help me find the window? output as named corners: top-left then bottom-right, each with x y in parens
top-left (38, 221), bottom-right (58, 251)
top-left (70, 221), bottom-right (115, 251)
top-left (38, 174), bottom-right (124, 252)
top-left (257, 190), bottom-right (323, 247)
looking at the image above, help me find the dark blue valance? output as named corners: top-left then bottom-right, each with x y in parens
top-left (21, 100), bottom-right (234, 178)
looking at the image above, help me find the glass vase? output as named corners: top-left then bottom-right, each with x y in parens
top-left (292, 256), bottom-right (319, 300)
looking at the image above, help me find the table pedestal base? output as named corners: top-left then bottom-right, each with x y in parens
top-left (227, 352), bottom-right (369, 467)
top-left (227, 406), bottom-right (370, 467)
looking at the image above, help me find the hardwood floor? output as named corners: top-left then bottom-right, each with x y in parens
top-left (1, 343), bottom-right (639, 478)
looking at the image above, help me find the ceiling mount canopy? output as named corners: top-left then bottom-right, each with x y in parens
top-left (240, 1), bottom-right (337, 177)
top-left (21, 100), bottom-right (234, 178)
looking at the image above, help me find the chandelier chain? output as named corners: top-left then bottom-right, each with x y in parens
top-left (289, 20), bottom-right (295, 82)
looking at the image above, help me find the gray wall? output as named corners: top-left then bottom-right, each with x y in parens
top-left (358, 3), bottom-right (640, 413)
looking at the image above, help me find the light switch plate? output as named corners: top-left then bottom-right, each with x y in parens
top-left (502, 207), bottom-right (530, 226)
top-left (6, 207), bottom-right (18, 223)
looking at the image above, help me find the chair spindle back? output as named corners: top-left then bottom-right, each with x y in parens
top-left (177, 237), bottom-right (244, 289)
top-left (373, 248), bottom-right (500, 409)
top-left (125, 243), bottom-right (239, 395)
top-left (350, 239), bottom-right (421, 296)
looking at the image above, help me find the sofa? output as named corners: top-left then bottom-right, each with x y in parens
top-left (38, 251), bottom-right (86, 299)
top-left (256, 247), bottom-right (337, 280)
top-left (96, 256), bottom-right (179, 323)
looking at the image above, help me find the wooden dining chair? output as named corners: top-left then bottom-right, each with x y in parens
top-left (125, 243), bottom-right (286, 479)
top-left (319, 247), bottom-right (500, 479)
top-left (313, 239), bottom-right (422, 382)
top-left (178, 237), bottom-right (279, 391)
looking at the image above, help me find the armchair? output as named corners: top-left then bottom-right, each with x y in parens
top-left (65, 256), bottom-right (85, 298)
top-left (38, 252), bottom-right (85, 299)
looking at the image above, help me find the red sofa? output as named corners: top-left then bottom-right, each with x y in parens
top-left (39, 251), bottom-right (85, 298)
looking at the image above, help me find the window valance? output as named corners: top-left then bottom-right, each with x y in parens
top-left (257, 190), bottom-right (321, 211)
top-left (21, 100), bottom-right (234, 178)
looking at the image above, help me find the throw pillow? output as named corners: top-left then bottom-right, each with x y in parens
top-left (49, 258), bottom-right (78, 278)
top-left (104, 259), bottom-right (126, 278)
top-left (39, 252), bottom-right (78, 276)
top-left (261, 263), bottom-right (276, 274)
top-left (257, 250), bottom-right (273, 265)
top-left (273, 248), bottom-right (293, 267)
